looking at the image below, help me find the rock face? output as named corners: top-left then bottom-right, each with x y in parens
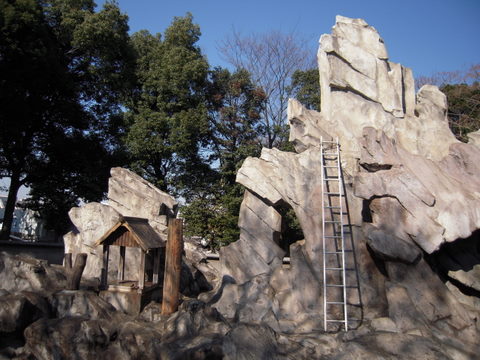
top-left (0, 252), bottom-right (67, 293)
top-left (63, 167), bottom-right (178, 280)
top-left (209, 14), bottom-right (480, 352)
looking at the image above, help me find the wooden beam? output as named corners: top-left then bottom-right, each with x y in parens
top-left (67, 253), bottom-right (87, 290)
top-left (94, 221), bottom-right (123, 247)
top-left (118, 246), bottom-right (126, 282)
top-left (153, 248), bottom-right (160, 284)
top-left (162, 218), bottom-right (183, 315)
top-left (100, 245), bottom-right (110, 290)
top-left (138, 250), bottom-right (145, 290)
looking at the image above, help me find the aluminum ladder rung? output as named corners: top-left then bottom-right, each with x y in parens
top-left (326, 301), bottom-right (345, 305)
top-left (326, 319), bottom-right (347, 323)
top-left (326, 284), bottom-right (358, 288)
top-left (325, 267), bottom-right (355, 271)
top-left (325, 250), bottom-right (353, 254)
top-left (325, 205), bottom-right (341, 209)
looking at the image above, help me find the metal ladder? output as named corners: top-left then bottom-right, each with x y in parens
top-left (321, 137), bottom-right (360, 332)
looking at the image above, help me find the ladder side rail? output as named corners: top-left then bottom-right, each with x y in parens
top-left (320, 137), bottom-right (328, 332)
top-left (336, 138), bottom-right (348, 331)
top-left (339, 158), bottom-right (364, 329)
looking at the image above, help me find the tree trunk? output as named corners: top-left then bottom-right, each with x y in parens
top-left (0, 170), bottom-right (21, 240)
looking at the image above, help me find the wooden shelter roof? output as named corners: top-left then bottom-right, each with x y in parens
top-left (95, 217), bottom-right (166, 252)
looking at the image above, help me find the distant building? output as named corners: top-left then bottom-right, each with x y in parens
top-left (0, 196), bottom-right (56, 241)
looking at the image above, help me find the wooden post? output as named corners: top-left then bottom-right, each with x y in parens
top-left (162, 218), bottom-right (183, 315)
top-left (64, 253), bottom-right (72, 269)
top-left (153, 248), bottom-right (160, 284)
top-left (66, 253), bottom-right (87, 290)
top-left (118, 246), bottom-right (125, 282)
top-left (100, 245), bottom-right (109, 290)
top-left (138, 251), bottom-right (145, 290)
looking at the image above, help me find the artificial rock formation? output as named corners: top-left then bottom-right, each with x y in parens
top-left (210, 15), bottom-right (480, 355)
top-left (63, 167), bottom-right (178, 280)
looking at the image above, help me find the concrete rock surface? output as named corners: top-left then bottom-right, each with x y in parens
top-left (0, 252), bottom-right (67, 293)
top-left (210, 13), bottom-right (480, 355)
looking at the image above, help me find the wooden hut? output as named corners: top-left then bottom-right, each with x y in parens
top-left (95, 216), bottom-right (166, 314)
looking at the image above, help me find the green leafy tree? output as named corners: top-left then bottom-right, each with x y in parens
top-left (124, 14), bottom-right (210, 194)
top-left (0, 0), bottom-right (134, 238)
top-left (183, 68), bottom-right (266, 248)
top-left (289, 69), bottom-right (320, 111)
top-left (442, 82), bottom-right (480, 142)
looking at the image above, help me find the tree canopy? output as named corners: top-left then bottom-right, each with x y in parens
top-left (0, 0), bottom-right (134, 237)
top-left (124, 14), bottom-right (211, 194)
top-left (182, 67), bottom-right (265, 248)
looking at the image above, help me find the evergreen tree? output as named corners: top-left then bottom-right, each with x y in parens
top-left (124, 14), bottom-right (210, 194)
top-left (0, 0), bottom-right (134, 238)
top-left (289, 69), bottom-right (321, 111)
top-left (182, 68), bottom-right (265, 248)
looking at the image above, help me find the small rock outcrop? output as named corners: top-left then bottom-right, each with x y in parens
top-left (208, 14), bottom-right (480, 356)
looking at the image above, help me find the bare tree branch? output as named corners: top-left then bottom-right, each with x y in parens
top-left (219, 29), bottom-right (316, 148)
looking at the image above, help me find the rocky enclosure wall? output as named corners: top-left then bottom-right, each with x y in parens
top-left (207, 15), bottom-right (480, 352)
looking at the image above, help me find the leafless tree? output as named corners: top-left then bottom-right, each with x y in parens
top-left (415, 63), bottom-right (479, 90)
top-left (219, 30), bottom-right (316, 148)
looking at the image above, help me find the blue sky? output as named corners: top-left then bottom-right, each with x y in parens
top-left (98, 0), bottom-right (479, 78)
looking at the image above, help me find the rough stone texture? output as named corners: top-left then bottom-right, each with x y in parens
top-left (51, 290), bottom-right (117, 320)
top-left (63, 167), bottom-right (177, 280)
top-left (108, 167), bottom-right (177, 236)
top-left (210, 13), bottom-right (480, 354)
top-left (24, 317), bottom-right (120, 360)
top-left (468, 128), bottom-right (480, 147)
top-left (0, 292), bottom-right (49, 334)
top-left (223, 323), bottom-right (287, 360)
top-left (64, 203), bottom-right (123, 280)
top-left (0, 252), bottom-right (67, 292)
top-left (366, 227), bottom-right (421, 264)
